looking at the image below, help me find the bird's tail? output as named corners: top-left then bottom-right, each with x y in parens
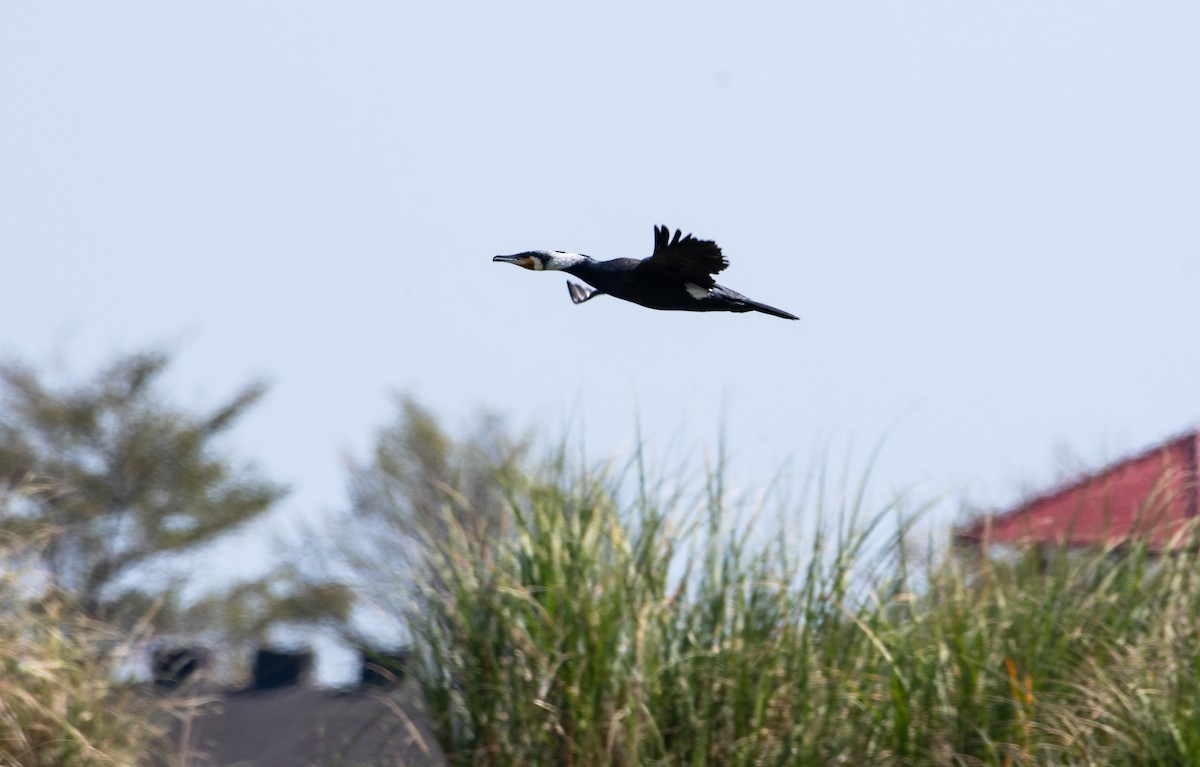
top-left (746, 299), bottom-right (799, 320)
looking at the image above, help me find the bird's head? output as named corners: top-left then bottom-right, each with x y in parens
top-left (492, 250), bottom-right (587, 271)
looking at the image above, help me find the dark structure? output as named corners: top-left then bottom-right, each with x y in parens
top-left (956, 429), bottom-right (1200, 551)
top-left (493, 224), bottom-right (799, 319)
top-left (250, 647), bottom-right (312, 690)
top-left (158, 646), bottom-right (440, 767)
top-left (174, 684), bottom-right (439, 767)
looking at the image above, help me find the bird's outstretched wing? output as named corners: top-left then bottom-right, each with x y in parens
top-left (636, 225), bottom-right (729, 288)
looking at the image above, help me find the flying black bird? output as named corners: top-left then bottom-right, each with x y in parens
top-left (492, 225), bottom-right (798, 320)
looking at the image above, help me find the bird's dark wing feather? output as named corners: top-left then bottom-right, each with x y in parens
top-left (636, 225), bottom-right (729, 288)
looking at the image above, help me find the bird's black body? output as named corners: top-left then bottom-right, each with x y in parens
top-left (493, 225), bottom-right (798, 320)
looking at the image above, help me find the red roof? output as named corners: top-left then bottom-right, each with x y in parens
top-left (956, 430), bottom-right (1200, 550)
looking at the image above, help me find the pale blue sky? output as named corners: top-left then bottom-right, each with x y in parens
top-left (3, 3), bottom-right (1199, 578)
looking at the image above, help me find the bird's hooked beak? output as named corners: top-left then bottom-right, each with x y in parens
top-left (493, 253), bottom-right (538, 270)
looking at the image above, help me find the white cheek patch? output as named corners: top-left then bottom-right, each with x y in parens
top-left (541, 251), bottom-right (585, 271)
top-left (685, 282), bottom-right (711, 300)
top-left (531, 259), bottom-right (544, 271)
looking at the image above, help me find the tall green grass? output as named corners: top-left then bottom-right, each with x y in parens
top-left (409, 452), bottom-right (1200, 766)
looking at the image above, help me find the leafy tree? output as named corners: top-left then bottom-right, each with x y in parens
top-left (341, 395), bottom-right (531, 615)
top-left (0, 347), bottom-right (285, 625)
top-left (170, 562), bottom-right (354, 644)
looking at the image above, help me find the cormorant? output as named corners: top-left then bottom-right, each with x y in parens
top-left (493, 225), bottom-right (798, 320)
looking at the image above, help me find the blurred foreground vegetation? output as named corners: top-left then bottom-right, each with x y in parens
top-left (0, 524), bottom-right (176, 767)
top-left (4, 345), bottom-right (1200, 766)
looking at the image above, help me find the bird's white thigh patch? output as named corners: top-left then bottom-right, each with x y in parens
top-left (684, 282), bottom-right (711, 300)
